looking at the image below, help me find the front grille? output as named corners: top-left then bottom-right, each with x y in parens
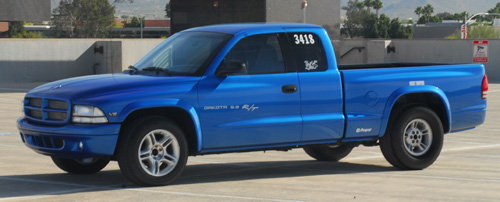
top-left (23, 134), bottom-right (64, 149)
top-left (48, 100), bottom-right (68, 110)
top-left (28, 109), bottom-right (43, 119)
top-left (24, 97), bottom-right (70, 124)
top-left (28, 98), bottom-right (42, 107)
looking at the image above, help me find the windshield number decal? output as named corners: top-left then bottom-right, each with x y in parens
top-left (293, 34), bottom-right (315, 45)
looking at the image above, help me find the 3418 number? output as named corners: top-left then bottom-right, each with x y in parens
top-left (293, 34), bottom-right (315, 45)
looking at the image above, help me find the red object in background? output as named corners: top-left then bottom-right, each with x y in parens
top-left (302, 0), bottom-right (308, 8)
top-left (214, 0), bottom-right (219, 7)
top-left (473, 40), bottom-right (488, 63)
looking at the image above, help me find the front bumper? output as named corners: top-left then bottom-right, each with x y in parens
top-left (17, 117), bottom-right (121, 159)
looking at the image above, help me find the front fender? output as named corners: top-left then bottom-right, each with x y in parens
top-left (118, 99), bottom-right (203, 152)
top-left (379, 86), bottom-right (452, 137)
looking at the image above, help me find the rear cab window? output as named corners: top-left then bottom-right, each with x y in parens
top-left (286, 33), bottom-right (328, 72)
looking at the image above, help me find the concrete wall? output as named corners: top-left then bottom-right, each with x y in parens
top-left (1, 38), bottom-right (499, 83)
top-left (335, 39), bottom-right (500, 82)
top-left (0, 39), bottom-right (163, 83)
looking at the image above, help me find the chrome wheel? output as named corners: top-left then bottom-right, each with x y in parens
top-left (403, 118), bottom-right (432, 156)
top-left (138, 129), bottom-right (180, 177)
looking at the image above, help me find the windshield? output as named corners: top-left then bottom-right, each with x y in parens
top-left (133, 31), bottom-right (232, 76)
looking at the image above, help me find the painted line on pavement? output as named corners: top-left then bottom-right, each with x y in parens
top-left (442, 144), bottom-right (500, 153)
top-left (0, 176), bottom-right (308, 202)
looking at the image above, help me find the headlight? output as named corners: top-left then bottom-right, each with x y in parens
top-left (72, 105), bottom-right (108, 124)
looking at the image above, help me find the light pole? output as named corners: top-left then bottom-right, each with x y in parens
top-left (302, 0), bottom-right (308, 23)
top-left (462, 12), bottom-right (500, 39)
top-left (126, 1), bottom-right (143, 39)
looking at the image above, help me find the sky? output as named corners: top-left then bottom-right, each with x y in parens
top-left (49, 0), bottom-right (498, 21)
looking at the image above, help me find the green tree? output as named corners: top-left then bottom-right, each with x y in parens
top-left (165, 2), bottom-right (171, 18)
top-left (113, 0), bottom-right (133, 3)
top-left (488, 2), bottom-right (500, 13)
top-left (8, 21), bottom-right (24, 37)
top-left (389, 18), bottom-right (413, 38)
top-left (436, 12), bottom-right (453, 20)
top-left (372, 0), bottom-right (383, 17)
top-left (341, 0), bottom-right (412, 39)
top-left (355, 1), bottom-right (365, 11)
top-left (123, 16), bottom-right (144, 27)
top-left (51, 0), bottom-right (115, 38)
top-left (423, 4), bottom-right (434, 23)
top-left (414, 6), bottom-right (423, 20)
top-left (12, 31), bottom-right (44, 38)
top-left (342, 0), bottom-right (369, 38)
top-left (482, 3), bottom-right (500, 22)
top-left (377, 14), bottom-right (391, 38)
top-left (364, 0), bottom-right (373, 13)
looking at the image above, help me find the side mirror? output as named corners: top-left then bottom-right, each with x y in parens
top-left (216, 60), bottom-right (247, 77)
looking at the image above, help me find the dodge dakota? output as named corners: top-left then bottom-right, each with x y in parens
top-left (18, 23), bottom-right (488, 186)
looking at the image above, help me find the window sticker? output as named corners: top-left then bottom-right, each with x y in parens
top-left (304, 60), bottom-right (318, 71)
top-left (293, 34), bottom-right (315, 45)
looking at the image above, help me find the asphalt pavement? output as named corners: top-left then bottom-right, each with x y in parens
top-left (0, 83), bottom-right (499, 202)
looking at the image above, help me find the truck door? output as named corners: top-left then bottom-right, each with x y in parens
top-left (283, 30), bottom-right (345, 141)
top-left (197, 33), bottom-right (302, 150)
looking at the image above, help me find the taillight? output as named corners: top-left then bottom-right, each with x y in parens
top-left (482, 74), bottom-right (489, 99)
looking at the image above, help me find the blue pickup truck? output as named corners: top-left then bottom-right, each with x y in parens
top-left (18, 23), bottom-right (488, 186)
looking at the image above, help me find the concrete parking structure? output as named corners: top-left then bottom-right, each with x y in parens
top-left (1, 83), bottom-right (499, 201)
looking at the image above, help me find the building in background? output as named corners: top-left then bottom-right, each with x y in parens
top-left (413, 21), bottom-right (462, 39)
top-left (0, 0), bottom-right (51, 37)
top-left (0, 22), bottom-right (8, 37)
top-left (170, 0), bottom-right (341, 40)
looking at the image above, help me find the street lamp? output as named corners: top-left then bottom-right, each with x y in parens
top-left (462, 12), bottom-right (500, 39)
top-left (302, 0), bottom-right (308, 23)
top-left (126, 1), bottom-right (143, 39)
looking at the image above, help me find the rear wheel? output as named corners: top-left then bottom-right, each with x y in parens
top-left (117, 116), bottom-right (188, 186)
top-left (51, 157), bottom-right (110, 174)
top-left (304, 144), bottom-right (354, 161)
top-left (380, 107), bottom-right (444, 170)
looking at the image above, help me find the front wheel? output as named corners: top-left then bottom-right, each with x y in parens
top-left (117, 116), bottom-right (188, 186)
top-left (51, 157), bottom-right (110, 174)
top-left (380, 107), bottom-right (444, 170)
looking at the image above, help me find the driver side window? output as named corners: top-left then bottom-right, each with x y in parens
top-left (223, 34), bottom-right (286, 74)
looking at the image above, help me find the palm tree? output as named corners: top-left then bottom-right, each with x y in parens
top-left (415, 6), bottom-right (423, 20)
top-left (356, 1), bottom-right (365, 12)
top-left (423, 4), bottom-right (434, 23)
top-left (373, 0), bottom-right (383, 17)
top-left (364, 0), bottom-right (373, 13)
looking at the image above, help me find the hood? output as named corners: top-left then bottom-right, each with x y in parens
top-left (28, 73), bottom-right (200, 100)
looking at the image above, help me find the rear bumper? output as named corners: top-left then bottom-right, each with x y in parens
top-left (451, 108), bottom-right (487, 132)
top-left (17, 117), bottom-right (121, 159)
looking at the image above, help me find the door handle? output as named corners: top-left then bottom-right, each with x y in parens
top-left (282, 85), bottom-right (298, 93)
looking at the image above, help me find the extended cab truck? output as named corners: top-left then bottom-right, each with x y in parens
top-left (18, 23), bottom-right (488, 186)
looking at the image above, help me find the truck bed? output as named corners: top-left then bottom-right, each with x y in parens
top-left (339, 63), bottom-right (486, 140)
top-left (338, 63), bottom-right (455, 70)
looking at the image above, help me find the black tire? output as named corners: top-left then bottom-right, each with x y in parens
top-left (117, 116), bottom-right (188, 186)
top-left (380, 107), bottom-right (444, 170)
top-left (304, 144), bottom-right (354, 161)
top-left (51, 157), bottom-right (110, 174)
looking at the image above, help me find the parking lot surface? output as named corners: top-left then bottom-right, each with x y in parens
top-left (1, 83), bottom-right (499, 201)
